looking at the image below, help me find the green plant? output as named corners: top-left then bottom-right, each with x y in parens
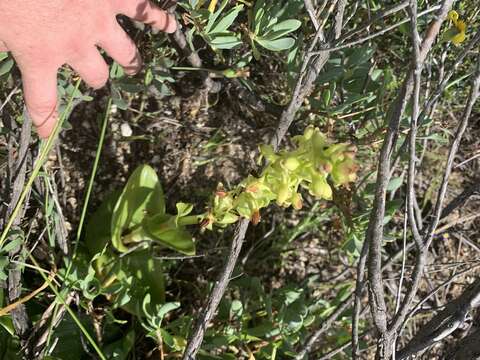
top-left (0, 52), bottom-right (13, 78)
top-left (84, 127), bottom-right (357, 317)
top-left (85, 165), bottom-right (197, 314)
top-left (180, 0), bottom-right (244, 50)
top-left (247, 0), bottom-right (303, 59)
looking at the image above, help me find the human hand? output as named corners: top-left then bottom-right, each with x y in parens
top-left (0, 0), bottom-right (176, 138)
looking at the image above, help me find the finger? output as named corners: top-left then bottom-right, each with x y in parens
top-left (21, 66), bottom-right (59, 139)
top-left (98, 22), bottom-right (142, 75)
top-left (67, 47), bottom-right (109, 89)
top-left (0, 40), bottom-right (8, 52)
top-left (113, 0), bottom-right (177, 33)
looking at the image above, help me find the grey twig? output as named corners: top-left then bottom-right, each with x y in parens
top-left (393, 52), bottom-right (480, 334)
top-left (352, 239), bottom-right (369, 360)
top-left (6, 110), bottom-right (33, 345)
top-left (304, 0), bottom-right (321, 31)
top-left (440, 179), bottom-right (480, 219)
top-left (296, 237), bottom-right (417, 359)
top-left (311, 5), bottom-right (441, 54)
top-left (397, 277), bottom-right (480, 359)
top-left (181, 219), bottom-right (249, 359)
top-left (406, 0), bottom-right (424, 248)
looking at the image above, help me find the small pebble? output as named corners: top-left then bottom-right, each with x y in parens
top-left (120, 123), bottom-right (133, 137)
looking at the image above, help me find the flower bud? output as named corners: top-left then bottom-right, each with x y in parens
top-left (312, 131), bottom-right (326, 152)
top-left (251, 210), bottom-right (261, 225)
top-left (311, 176), bottom-right (332, 200)
top-left (276, 183), bottom-right (290, 206)
top-left (291, 192), bottom-right (303, 210)
top-left (321, 161), bottom-right (333, 173)
top-left (283, 157), bottom-right (300, 171)
top-left (332, 160), bottom-right (358, 185)
top-left (303, 126), bottom-right (315, 140)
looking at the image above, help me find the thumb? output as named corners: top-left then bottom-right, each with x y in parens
top-left (20, 66), bottom-right (59, 139)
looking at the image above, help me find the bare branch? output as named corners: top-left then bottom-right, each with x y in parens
top-left (397, 277), bottom-right (480, 359)
top-left (181, 220), bottom-right (249, 360)
top-left (352, 240), bottom-right (369, 360)
top-left (364, 1), bottom-right (454, 357)
top-left (406, 0), bottom-right (424, 248)
top-left (311, 5), bottom-right (441, 53)
top-left (392, 52), bottom-right (480, 335)
top-left (441, 178), bottom-right (480, 221)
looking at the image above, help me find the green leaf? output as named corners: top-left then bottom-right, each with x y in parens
top-left (205, 0), bottom-right (229, 33)
top-left (102, 330), bottom-right (135, 360)
top-left (264, 19), bottom-right (301, 40)
top-left (85, 191), bottom-right (121, 256)
top-left (0, 52), bottom-right (8, 62)
top-left (210, 4), bottom-right (243, 34)
top-left (157, 302), bottom-right (181, 320)
top-left (0, 58), bottom-right (14, 77)
top-left (160, 328), bottom-right (175, 348)
top-left (256, 37), bottom-right (295, 51)
top-left (118, 250), bottom-right (166, 314)
top-left (229, 300), bottom-right (243, 319)
top-left (1, 232), bottom-right (23, 254)
top-left (387, 177), bottom-right (404, 192)
top-left (253, 0), bottom-right (266, 34)
top-left (111, 165), bottom-right (165, 252)
top-left (346, 46), bottom-right (375, 67)
top-left (176, 203), bottom-right (194, 219)
top-left (144, 216), bottom-right (195, 255)
top-left (50, 315), bottom-right (93, 360)
top-left (210, 34), bottom-right (243, 49)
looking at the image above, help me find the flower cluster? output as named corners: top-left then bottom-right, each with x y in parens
top-left (201, 127), bottom-right (358, 229)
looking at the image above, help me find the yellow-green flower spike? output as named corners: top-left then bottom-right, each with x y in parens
top-left (202, 127), bottom-right (358, 226)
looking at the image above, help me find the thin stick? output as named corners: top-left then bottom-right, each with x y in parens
top-left (181, 219), bottom-right (249, 359)
top-left (0, 273), bottom-right (56, 317)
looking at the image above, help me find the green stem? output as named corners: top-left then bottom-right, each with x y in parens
top-left (122, 215), bottom-right (202, 245)
top-left (75, 97), bottom-right (112, 246)
top-left (64, 97), bottom-right (112, 280)
top-left (177, 215), bottom-right (202, 226)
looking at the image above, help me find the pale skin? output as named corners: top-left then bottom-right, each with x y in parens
top-left (0, 0), bottom-right (177, 138)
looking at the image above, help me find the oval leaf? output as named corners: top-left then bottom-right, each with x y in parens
top-left (111, 165), bottom-right (165, 252)
top-left (256, 37), bottom-right (295, 51)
